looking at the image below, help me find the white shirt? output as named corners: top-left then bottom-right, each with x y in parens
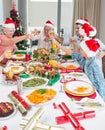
top-left (33, 31), bottom-right (52, 50)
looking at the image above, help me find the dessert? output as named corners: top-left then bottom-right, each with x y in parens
top-left (0, 102), bottom-right (14, 117)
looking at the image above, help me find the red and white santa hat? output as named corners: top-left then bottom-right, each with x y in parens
top-left (2, 18), bottom-right (16, 30)
top-left (75, 18), bottom-right (89, 25)
top-left (2, 23), bottom-right (15, 30)
top-left (89, 26), bottom-right (97, 37)
top-left (79, 23), bottom-right (97, 38)
top-left (80, 39), bottom-right (100, 57)
top-left (44, 20), bottom-right (54, 29)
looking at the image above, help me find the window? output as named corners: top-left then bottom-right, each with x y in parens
top-left (27, 0), bottom-right (73, 39)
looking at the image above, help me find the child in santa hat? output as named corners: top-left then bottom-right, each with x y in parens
top-left (55, 37), bottom-right (105, 100)
top-left (79, 23), bottom-right (105, 78)
top-left (79, 39), bottom-right (105, 99)
top-left (30, 20), bottom-right (63, 50)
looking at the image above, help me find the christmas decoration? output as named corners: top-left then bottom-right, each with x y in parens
top-left (5, 1), bottom-right (29, 50)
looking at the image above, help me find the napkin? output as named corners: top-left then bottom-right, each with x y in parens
top-left (48, 73), bottom-right (60, 86)
top-left (60, 68), bottom-right (82, 73)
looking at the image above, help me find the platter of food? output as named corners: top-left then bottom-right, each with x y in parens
top-left (12, 54), bottom-right (25, 60)
top-left (24, 87), bottom-right (57, 105)
top-left (64, 80), bottom-right (95, 97)
top-left (0, 101), bottom-right (16, 120)
top-left (22, 77), bottom-right (48, 89)
top-left (61, 62), bottom-right (80, 69)
top-left (2, 65), bottom-right (25, 74)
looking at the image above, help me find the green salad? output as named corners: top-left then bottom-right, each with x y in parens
top-left (23, 78), bottom-right (47, 87)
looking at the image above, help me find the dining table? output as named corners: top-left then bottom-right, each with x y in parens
top-left (0, 53), bottom-right (105, 130)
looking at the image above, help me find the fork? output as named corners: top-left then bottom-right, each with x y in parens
top-left (59, 85), bottom-right (64, 93)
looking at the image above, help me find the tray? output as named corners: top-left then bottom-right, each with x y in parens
top-left (22, 77), bottom-right (49, 89)
top-left (24, 87), bottom-right (57, 106)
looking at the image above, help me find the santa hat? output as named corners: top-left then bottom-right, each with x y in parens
top-left (89, 26), bottom-right (97, 37)
top-left (80, 39), bottom-right (100, 57)
top-left (2, 23), bottom-right (15, 30)
top-left (2, 18), bottom-right (16, 30)
top-left (79, 23), bottom-right (96, 38)
top-left (44, 20), bottom-right (54, 29)
top-left (75, 18), bottom-right (89, 25)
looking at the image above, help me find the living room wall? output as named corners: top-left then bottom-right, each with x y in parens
top-left (1, 0), bottom-right (105, 44)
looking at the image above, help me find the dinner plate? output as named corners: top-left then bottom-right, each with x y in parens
top-left (64, 80), bottom-right (95, 97)
top-left (22, 77), bottom-right (49, 89)
top-left (28, 61), bottom-right (42, 66)
top-left (61, 62), bottom-right (80, 69)
top-left (64, 72), bottom-right (87, 80)
top-left (12, 54), bottom-right (25, 60)
top-left (24, 87), bottom-right (57, 106)
top-left (3, 65), bottom-right (25, 74)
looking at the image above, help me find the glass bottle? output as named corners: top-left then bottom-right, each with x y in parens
top-left (17, 77), bottom-right (23, 95)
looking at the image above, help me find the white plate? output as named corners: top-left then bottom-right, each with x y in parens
top-left (64, 80), bottom-right (95, 96)
top-left (22, 77), bottom-right (49, 89)
top-left (28, 61), bottom-right (42, 66)
top-left (0, 103), bottom-right (17, 120)
top-left (64, 72), bottom-right (87, 80)
top-left (23, 87), bottom-right (57, 106)
top-left (12, 54), bottom-right (25, 60)
top-left (3, 65), bottom-right (25, 74)
top-left (61, 62), bottom-right (80, 69)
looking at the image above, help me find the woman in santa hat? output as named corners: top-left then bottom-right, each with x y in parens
top-left (0, 21), bottom-right (30, 63)
top-left (30, 20), bottom-right (63, 50)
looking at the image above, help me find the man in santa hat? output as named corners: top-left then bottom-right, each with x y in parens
top-left (30, 20), bottom-right (63, 50)
top-left (67, 18), bottom-right (90, 47)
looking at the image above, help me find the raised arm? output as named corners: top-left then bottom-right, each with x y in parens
top-left (69, 37), bottom-right (80, 53)
top-left (10, 34), bottom-right (29, 44)
top-left (55, 42), bottom-right (72, 55)
top-left (0, 34), bottom-right (29, 46)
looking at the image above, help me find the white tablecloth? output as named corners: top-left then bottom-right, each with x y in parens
top-left (0, 66), bottom-right (105, 130)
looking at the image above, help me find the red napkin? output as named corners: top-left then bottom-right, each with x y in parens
top-left (65, 91), bottom-right (97, 101)
top-left (60, 68), bottom-right (82, 73)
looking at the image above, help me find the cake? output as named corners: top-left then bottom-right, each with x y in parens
top-left (0, 102), bottom-right (14, 117)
